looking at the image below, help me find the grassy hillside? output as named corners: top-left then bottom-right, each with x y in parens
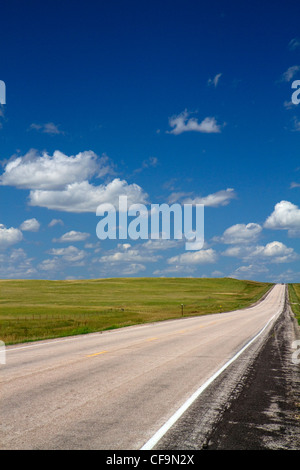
top-left (0, 277), bottom-right (272, 344)
top-left (288, 284), bottom-right (300, 325)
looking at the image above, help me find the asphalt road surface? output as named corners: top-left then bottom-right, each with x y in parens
top-left (0, 284), bottom-right (287, 450)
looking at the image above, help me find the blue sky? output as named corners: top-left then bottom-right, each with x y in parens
top-left (1, 0), bottom-right (300, 281)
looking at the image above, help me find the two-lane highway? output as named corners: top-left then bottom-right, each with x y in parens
top-left (0, 284), bottom-right (286, 449)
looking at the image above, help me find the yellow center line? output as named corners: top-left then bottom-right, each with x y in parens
top-left (196, 320), bottom-right (219, 329)
top-left (86, 350), bottom-right (108, 358)
top-left (85, 318), bottom-right (228, 358)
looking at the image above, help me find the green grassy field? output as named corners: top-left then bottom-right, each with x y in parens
top-left (288, 284), bottom-right (300, 325)
top-left (0, 277), bottom-right (273, 344)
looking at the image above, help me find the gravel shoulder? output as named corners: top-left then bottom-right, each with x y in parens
top-left (207, 300), bottom-right (300, 450)
top-left (155, 287), bottom-right (300, 450)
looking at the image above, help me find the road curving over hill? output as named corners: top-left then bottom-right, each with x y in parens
top-left (2, 283), bottom-right (297, 450)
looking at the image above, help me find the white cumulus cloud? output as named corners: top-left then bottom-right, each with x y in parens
top-left (0, 248), bottom-right (36, 278)
top-left (53, 231), bottom-right (90, 243)
top-left (251, 241), bottom-right (297, 263)
top-left (20, 218), bottom-right (40, 232)
top-left (0, 150), bottom-right (109, 190)
top-left (0, 224), bottom-right (23, 249)
top-left (48, 246), bottom-right (87, 263)
top-left (264, 200), bottom-right (300, 236)
top-left (168, 110), bottom-right (222, 135)
top-left (29, 178), bottom-right (148, 213)
top-left (216, 223), bottom-right (262, 244)
top-left (223, 240), bottom-right (297, 264)
top-left (183, 188), bottom-right (236, 207)
top-left (167, 248), bottom-right (217, 265)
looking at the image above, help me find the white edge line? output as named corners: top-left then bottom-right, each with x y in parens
top-left (140, 306), bottom-right (283, 450)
